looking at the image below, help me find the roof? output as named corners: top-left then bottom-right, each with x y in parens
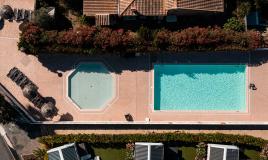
top-left (47, 143), bottom-right (80, 160)
top-left (207, 144), bottom-right (239, 160)
top-left (83, 0), bottom-right (224, 16)
top-left (135, 142), bottom-right (164, 160)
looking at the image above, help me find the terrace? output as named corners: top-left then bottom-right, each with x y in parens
top-left (1, 36), bottom-right (268, 123)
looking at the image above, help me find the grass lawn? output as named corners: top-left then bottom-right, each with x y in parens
top-left (178, 146), bottom-right (196, 160)
top-left (165, 146), bottom-right (196, 160)
top-left (93, 147), bottom-right (126, 160)
top-left (242, 149), bottom-right (260, 160)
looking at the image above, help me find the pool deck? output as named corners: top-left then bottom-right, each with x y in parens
top-left (1, 8), bottom-right (268, 124)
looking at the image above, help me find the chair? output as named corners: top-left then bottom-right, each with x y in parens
top-left (28, 10), bottom-right (33, 21)
top-left (21, 9), bottom-right (25, 20)
top-left (13, 72), bottom-right (23, 82)
top-left (19, 78), bottom-right (30, 88)
top-left (15, 75), bottom-right (25, 84)
top-left (24, 10), bottom-right (29, 21)
top-left (17, 77), bottom-right (28, 87)
top-left (10, 70), bottom-right (20, 80)
top-left (17, 9), bottom-right (23, 21)
top-left (7, 67), bottom-right (18, 77)
top-left (13, 8), bottom-right (18, 21)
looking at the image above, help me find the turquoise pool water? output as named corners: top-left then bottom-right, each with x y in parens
top-left (154, 64), bottom-right (246, 111)
top-left (68, 62), bottom-right (114, 109)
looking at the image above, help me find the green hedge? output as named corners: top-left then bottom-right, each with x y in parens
top-left (39, 132), bottom-right (267, 149)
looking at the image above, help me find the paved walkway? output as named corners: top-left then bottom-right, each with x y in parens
top-left (3, 123), bottom-right (40, 157)
top-left (0, 135), bottom-right (15, 160)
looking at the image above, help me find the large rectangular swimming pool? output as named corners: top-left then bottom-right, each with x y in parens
top-left (154, 64), bottom-right (246, 111)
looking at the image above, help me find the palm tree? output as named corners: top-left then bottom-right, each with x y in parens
top-left (0, 95), bottom-right (15, 124)
top-left (33, 148), bottom-right (48, 160)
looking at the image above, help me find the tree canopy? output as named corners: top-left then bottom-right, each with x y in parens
top-left (0, 95), bottom-right (15, 124)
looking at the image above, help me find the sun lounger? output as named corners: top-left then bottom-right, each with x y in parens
top-left (24, 10), bottom-right (29, 21)
top-left (21, 9), bottom-right (25, 20)
top-left (30, 93), bottom-right (45, 108)
top-left (7, 67), bottom-right (18, 77)
top-left (15, 75), bottom-right (25, 84)
top-left (19, 78), bottom-right (30, 88)
top-left (13, 72), bottom-right (23, 82)
top-left (17, 9), bottom-right (23, 21)
top-left (13, 8), bottom-right (18, 21)
top-left (28, 10), bottom-right (32, 21)
top-left (10, 71), bottom-right (21, 80)
top-left (17, 76), bottom-right (28, 86)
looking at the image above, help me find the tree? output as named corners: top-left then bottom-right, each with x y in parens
top-left (32, 7), bottom-right (55, 29)
top-left (233, 2), bottom-right (251, 20)
top-left (224, 17), bottom-right (245, 32)
top-left (0, 95), bottom-right (15, 124)
top-left (33, 148), bottom-right (48, 160)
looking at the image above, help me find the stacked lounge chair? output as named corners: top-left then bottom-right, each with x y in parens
top-left (7, 67), bottom-right (45, 107)
top-left (7, 67), bottom-right (38, 89)
top-left (7, 67), bottom-right (58, 118)
top-left (30, 92), bottom-right (45, 108)
top-left (13, 8), bottom-right (33, 21)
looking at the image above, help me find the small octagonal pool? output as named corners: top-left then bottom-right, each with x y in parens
top-left (67, 62), bottom-right (115, 110)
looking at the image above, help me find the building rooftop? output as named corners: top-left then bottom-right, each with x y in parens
top-left (83, 0), bottom-right (225, 17)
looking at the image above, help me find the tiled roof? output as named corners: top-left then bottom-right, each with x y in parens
top-left (83, 0), bottom-right (118, 16)
top-left (122, 0), bottom-right (166, 16)
top-left (119, 0), bottom-right (134, 14)
top-left (176, 0), bottom-right (224, 12)
top-left (83, 0), bottom-right (224, 16)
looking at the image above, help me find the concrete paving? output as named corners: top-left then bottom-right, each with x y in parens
top-left (0, 135), bottom-right (15, 160)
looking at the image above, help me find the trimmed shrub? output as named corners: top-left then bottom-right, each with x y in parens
top-left (57, 25), bottom-right (96, 47)
top-left (153, 29), bottom-right (171, 50)
top-left (137, 26), bottom-right (154, 41)
top-left (18, 24), bottom-right (262, 55)
top-left (18, 23), bottom-right (43, 54)
top-left (39, 132), bottom-right (267, 149)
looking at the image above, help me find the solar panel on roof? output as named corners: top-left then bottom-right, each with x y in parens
top-left (209, 147), bottom-right (224, 160)
top-left (150, 145), bottom-right (163, 160)
top-left (48, 151), bottom-right (61, 160)
top-left (135, 145), bottom-right (148, 160)
top-left (226, 149), bottom-right (239, 160)
top-left (62, 146), bottom-right (79, 160)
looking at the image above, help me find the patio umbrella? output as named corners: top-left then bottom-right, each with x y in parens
top-left (22, 84), bottom-right (37, 99)
top-left (41, 102), bottom-right (56, 118)
top-left (0, 5), bottom-right (14, 19)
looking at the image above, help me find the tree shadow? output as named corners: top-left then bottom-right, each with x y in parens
top-left (164, 147), bottom-right (179, 160)
top-left (0, 19), bottom-right (4, 30)
top-left (44, 97), bottom-right (56, 105)
top-left (26, 105), bottom-right (46, 121)
top-left (59, 112), bottom-right (73, 121)
top-left (36, 51), bottom-right (268, 75)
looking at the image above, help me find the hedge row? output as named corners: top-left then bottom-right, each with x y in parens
top-left (18, 23), bottom-right (262, 55)
top-left (39, 132), bottom-right (267, 149)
